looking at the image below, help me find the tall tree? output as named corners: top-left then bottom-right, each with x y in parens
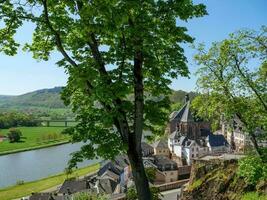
top-left (0, 1), bottom-right (206, 199)
top-left (193, 27), bottom-right (267, 158)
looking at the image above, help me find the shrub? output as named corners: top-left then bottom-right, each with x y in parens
top-left (73, 192), bottom-right (108, 200)
top-left (7, 128), bottom-right (22, 143)
top-left (242, 192), bottom-right (267, 200)
top-left (16, 180), bottom-right (24, 185)
top-left (126, 186), bottom-right (162, 200)
top-left (238, 156), bottom-right (267, 185)
top-left (145, 167), bottom-right (156, 183)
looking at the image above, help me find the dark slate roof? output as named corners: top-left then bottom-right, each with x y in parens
top-left (58, 179), bottom-right (88, 194)
top-left (207, 133), bottom-right (229, 147)
top-left (98, 177), bottom-right (118, 194)
top-left (153, 139), bottom-right (168, 149)
top-left (98, 161), bottom-right (122, 177)
top-left (180, 101), bottom-right (194, 123)
top-left (154, 155), bottom-right (178, 171)
top-left (114, 154), bottom-right (129, 169)
top-left (200, 128), bottom-right (212, 137)
top-left (169, 103), bottom-right (187, 121)
top-left (29, 193), bottom-right (70, 200)
top-left (141, 142), bottom-right (154, 152)
top-left (101, 169), bottom-right (120, 181)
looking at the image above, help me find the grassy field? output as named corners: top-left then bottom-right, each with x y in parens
top-left (0, 127), bottom-right (69, 154)
top-left (0, 163), bottom-right (100, 200)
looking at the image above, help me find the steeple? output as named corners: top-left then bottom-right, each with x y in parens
top-left (184, 94), bottom-right (190, 103)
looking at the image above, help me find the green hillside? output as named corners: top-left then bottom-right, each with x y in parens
top-left (0, 87), bottom-right (65, 109)
top-left (0, 87), bottom-right (197, 118)
top-left (0, 87), bottom-right (73, 119)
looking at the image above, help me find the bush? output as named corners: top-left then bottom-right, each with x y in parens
top-left (145, 167), bottom-right (156, 183)
top-left (16, 180), bottom-right (24, 185)
top-left (126, 186), bottom-right (162, 200)
top-left (242, 192), bottom-right (267, 200)
top-left (72, 192), bottom-right (108, 200)
top-left (7, 128), bottom-right (22, 143)
top-left (238, 156), bottom-right (267, 185)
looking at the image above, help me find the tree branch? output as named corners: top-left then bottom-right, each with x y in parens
top-left (232, 55), bottom-right (267, 111)
top-left (42, 0), bottom-right (78, 68)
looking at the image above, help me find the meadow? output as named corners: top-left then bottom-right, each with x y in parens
top-left (0, 127), bottom-right (69, 154)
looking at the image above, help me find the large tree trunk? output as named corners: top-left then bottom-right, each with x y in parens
top-left (127, 141), bottom-right (152, 200)
top-left (128, 49), bottom-right (152, 200)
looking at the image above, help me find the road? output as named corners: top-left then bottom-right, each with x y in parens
top-left (161, 188), bottom-right (181, 200)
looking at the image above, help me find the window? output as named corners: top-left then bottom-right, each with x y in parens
top-left (192, 148), bottom-right (194, 152)
top-left (192, 154), bottom-right (194, 158)
top-left (159, 150), bottom-right (161, 153)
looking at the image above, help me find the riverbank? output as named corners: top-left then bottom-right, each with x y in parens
top-left (0, 140), bottom-right (70, 156)
top-left (0, 163), bottom-right (100, 200)
top-left (0, 127), bottom-right (69, 155)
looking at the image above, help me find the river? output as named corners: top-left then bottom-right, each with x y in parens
top-left (0, 143), bottom-right (99, 188)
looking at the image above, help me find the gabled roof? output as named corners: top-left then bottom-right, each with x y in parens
top-left (154, 155), bottom-right (178, 171)
top-left (101, 169), bottom-right (120, 181)
top-left (152, 139), bottom-right (168, 149)
top-left (180, 101), bottom-right (194, 123)
top-left (58, 179), bottom-right (88, 194)
top-left (169, 96), bottom-right (195, 123)
top-left (169, 103), bottom-right (188, 121)
top-left (29, 193), bottom-right (71, 200)
top-left (207, 133), bottom-right (229, 147)
top-left (97, 177), bottom-right (118, 194)
top-left (141, 142), bottom-right (154, 152)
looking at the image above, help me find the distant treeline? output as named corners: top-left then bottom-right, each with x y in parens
top-left (0, 112), bottom-right (39, 129)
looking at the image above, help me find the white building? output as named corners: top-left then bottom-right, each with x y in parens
top-left (168, 131), bottom-right (209, 165)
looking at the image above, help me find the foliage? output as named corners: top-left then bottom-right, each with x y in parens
top-left (0, 0), bottom-right (206, 198)
top-left (126, 186), bottom-right (162, 200)
top-left (242, 192), bottom-right (267, 200)
top-left (73, 192), bottom-right (108, 200)
top-left (0, 112), bottom-right (39, 129)
top-left (188, 179), bottom-right (203, 191)
top-left (193, 26), bottom-right (267, 156)
top-left (145, 167), bottom-right (156, 183)
top-left (238, 156), bottom-right (267, 185)
top-left (15, 180), bottom-right (24, 186)
top-left (7, 128), bottom-right (22, 143)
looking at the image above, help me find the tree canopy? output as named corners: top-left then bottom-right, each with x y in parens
top-left (192, 26), bottom-right (267, 157)
top-left (0, 1), bottom-right (206, 199)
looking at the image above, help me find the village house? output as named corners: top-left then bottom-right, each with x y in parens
top-left (152, 139), bottom-right (170, 157)
top-left (166, 95), bottom-right (229, 165)
top-left (206, 133), bottom-right (230, 154)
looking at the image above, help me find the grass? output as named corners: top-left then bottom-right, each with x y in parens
top-left (0, 163), bottom-right (100, 200)
top-left (0, 127), bottom-right (69, 154)
top-left (242, 192), bottom-right (267, 200)
top-left (187, 179), bottom-right (203, 191)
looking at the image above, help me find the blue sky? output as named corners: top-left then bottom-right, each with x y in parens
top-left (0, 0), bottom-right (266, 95)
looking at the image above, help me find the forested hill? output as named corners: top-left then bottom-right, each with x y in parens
top-left (0, 87), bottom-right (197, 112)
top-left (0, 87), bottom-right (65, 110)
